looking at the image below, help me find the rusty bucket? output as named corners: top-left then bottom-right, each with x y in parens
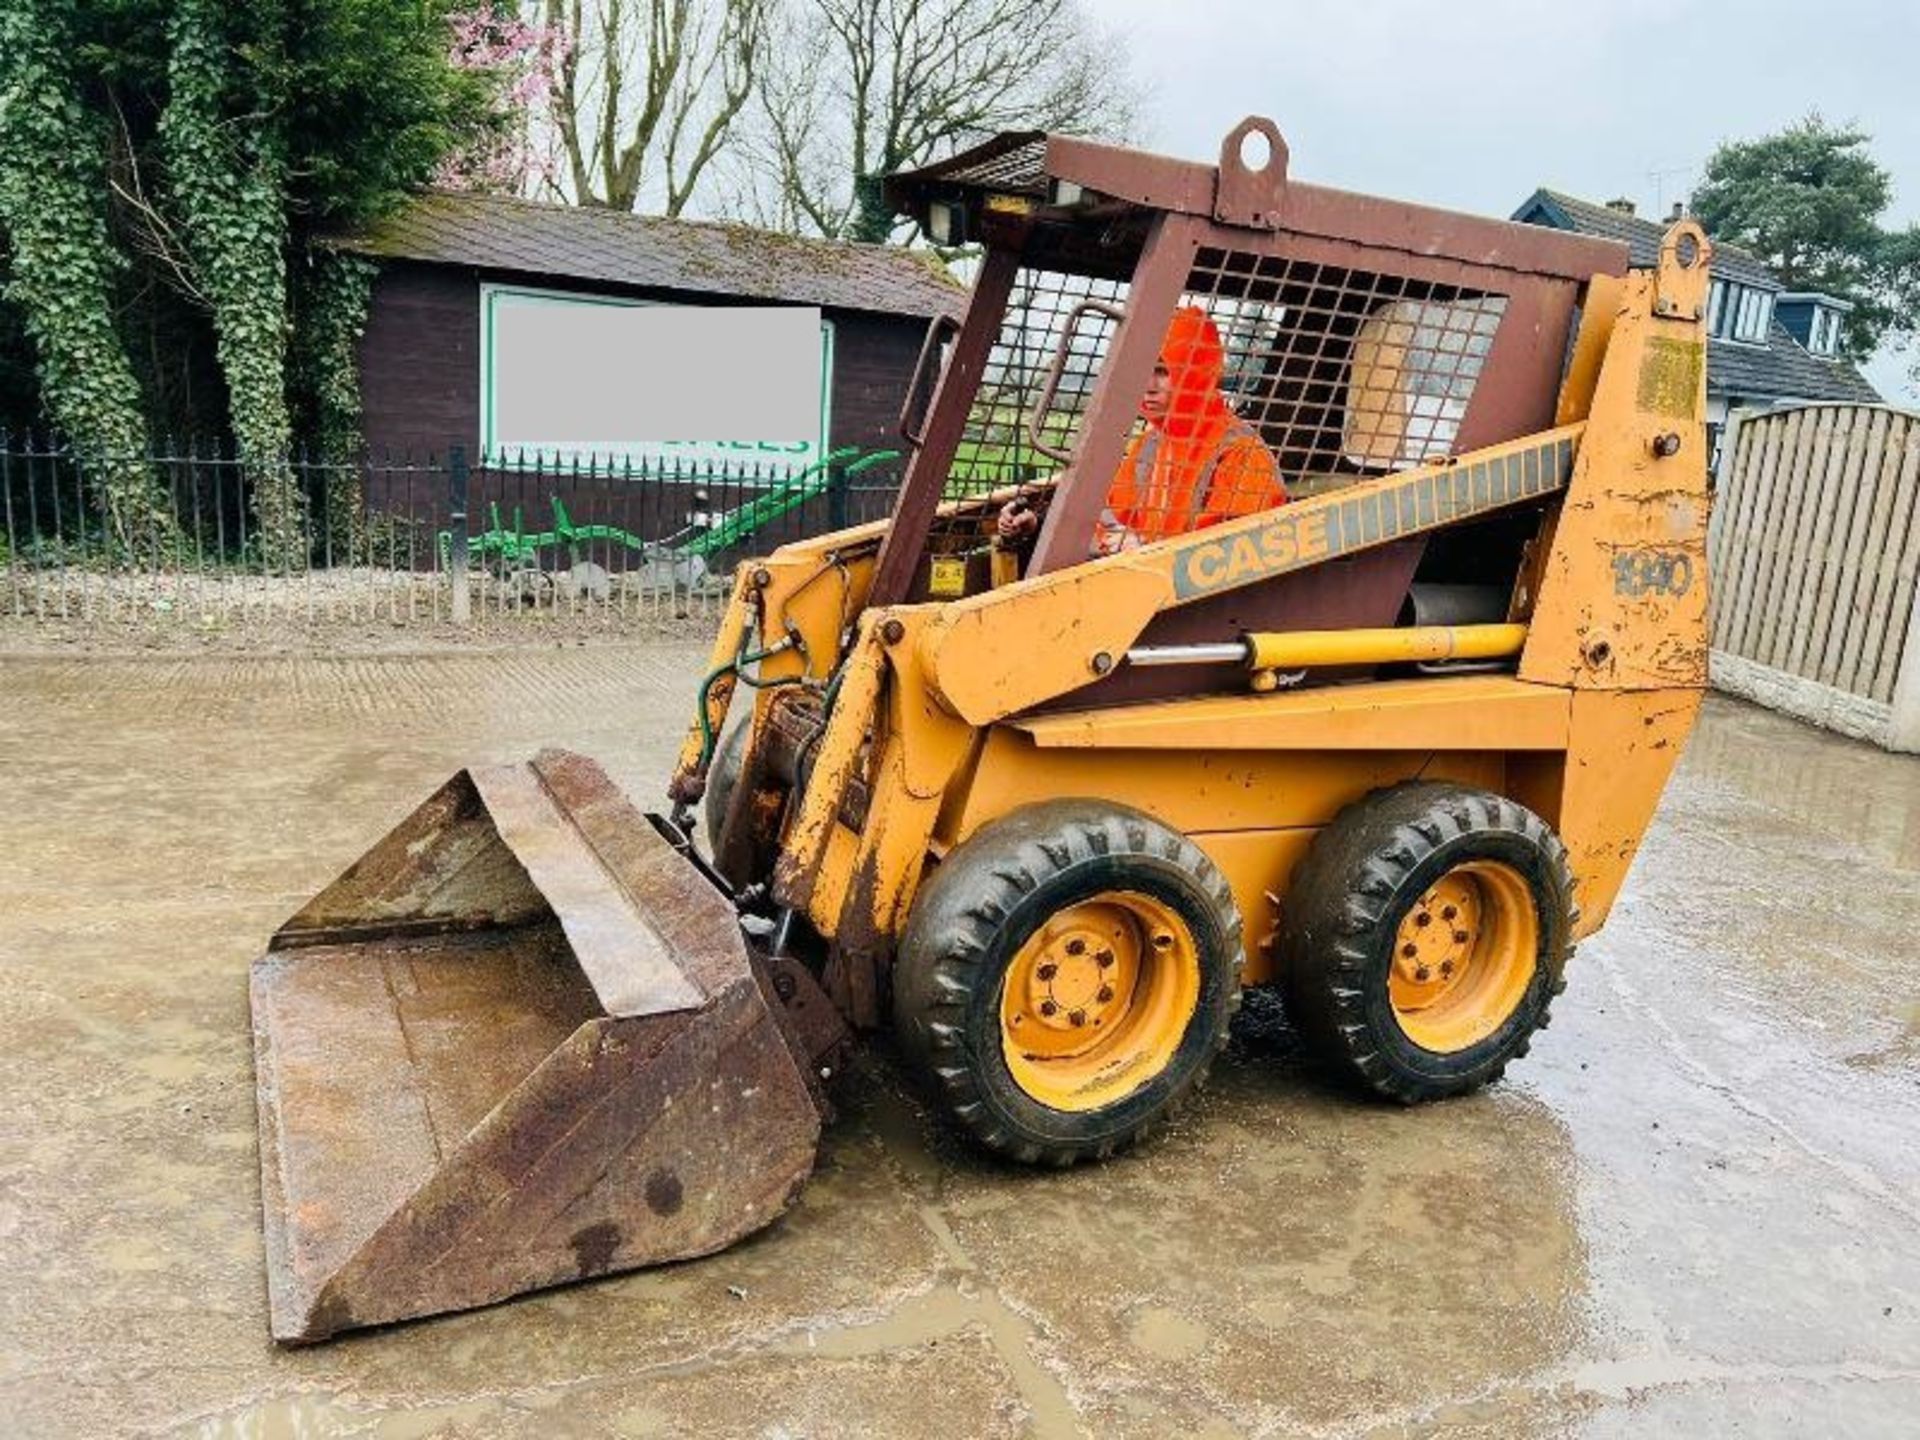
top-left (249, 750), bottom-right (823, 1343)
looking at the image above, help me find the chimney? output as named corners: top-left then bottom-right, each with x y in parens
top-left (1605, 197), bottom-right (1637, 216)
top-left (1667, 201), bottom-right (1685, 222)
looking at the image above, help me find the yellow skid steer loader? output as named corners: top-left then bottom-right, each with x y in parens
top-left (250, 118), bottom-right (1712, 1341)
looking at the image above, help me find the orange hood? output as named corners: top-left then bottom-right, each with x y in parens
top-left (1152, 306), bottom-right (1231, 442)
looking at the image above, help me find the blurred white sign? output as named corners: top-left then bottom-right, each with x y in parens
top-left (482, 286), bottom-right (832, 476)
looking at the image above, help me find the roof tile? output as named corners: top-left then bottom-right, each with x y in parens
top-left (1710, 324), bottom-right (1883, 406)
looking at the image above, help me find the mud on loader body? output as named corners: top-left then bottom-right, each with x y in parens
top-left (250, 119), bottom-right (1712, 1341)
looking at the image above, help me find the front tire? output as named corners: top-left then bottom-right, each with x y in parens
top-left (1279, 782), bottom-right (1575, 1103)
top-left (893, 801), bottom-right (1242, 1165)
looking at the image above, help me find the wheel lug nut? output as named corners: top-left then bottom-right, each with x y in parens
top-left (1401, 942), bottom-right (1419, 958)
top-left (1442, 906), bottom-right (1457, 920)
top-left (1096, 985), bottom-right (1114, 1003)
top-left (1096, 949), bottom-right (1114, 967)
top-left (1069, 1009), bottom-right (1087, 1027)
top-left (1415, 912), bottom-right (1431, 927)
top-left (1040, 999), bottom-right (1058, 1016)
top-left (1037, 962), bottom-right (1057, 981)
top-left (1415, 966), bottom-right (1431, 982)
top-left (1453, 931), bottom-right (1470, 944)
top-left (1440, 961), bottom-right (1454, 977)
top-left (1065, 938), bottom-right (1086, 956)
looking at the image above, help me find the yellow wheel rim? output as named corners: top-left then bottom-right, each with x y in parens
top-left (1388, 861), bottom-right (1538, 1053)
top-left (999, 890), bottom-right (1202, 1113)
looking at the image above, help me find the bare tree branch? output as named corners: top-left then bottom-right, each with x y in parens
top-left (743, 0), bottom-right (1139, 242)
top-left (530, 0), bottom-right (767, 215)
top-left (104, 91), bottom-right (209, 307)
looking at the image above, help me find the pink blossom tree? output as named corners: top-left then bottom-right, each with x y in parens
top-left (436, 8), bottom-right (571, 195)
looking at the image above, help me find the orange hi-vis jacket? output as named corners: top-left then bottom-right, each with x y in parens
top-left (1101, 307), bottom-right (1287, 550)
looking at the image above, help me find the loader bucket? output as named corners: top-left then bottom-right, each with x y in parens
top-left (249, 749), bottom-right (823, 1344)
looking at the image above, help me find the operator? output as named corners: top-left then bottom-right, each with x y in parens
top-left (997, 305), bottom-right (1286, 557)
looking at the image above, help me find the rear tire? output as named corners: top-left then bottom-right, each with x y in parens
top-left (893, 800), bottom-right (1242, 1166)
top-left (1279, 782), bottom-right (1575, 1103)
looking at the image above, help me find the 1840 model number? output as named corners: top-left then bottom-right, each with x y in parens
top-left (1612, 547), bottom-right (1694, 598)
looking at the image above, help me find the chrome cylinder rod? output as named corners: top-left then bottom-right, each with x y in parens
top-left (1123, 641), bottom-right (1252, 667)
top-left (1127, 624), bottom-right (1528, 671)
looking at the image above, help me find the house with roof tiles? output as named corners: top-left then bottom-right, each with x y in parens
top-left (1512, 189), bottom-right (1881, 467)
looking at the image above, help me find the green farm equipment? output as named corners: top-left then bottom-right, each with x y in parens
top-left (438, 448), bottom-right (901, 588)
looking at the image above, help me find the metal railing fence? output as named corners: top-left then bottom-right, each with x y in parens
top-left (0, 435), bottom-right (903, 629)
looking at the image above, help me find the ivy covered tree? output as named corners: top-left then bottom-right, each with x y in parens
top-left (0, 242), bottom-right (38, 436)
top-left (0, 0), bottom-right (175, 555)
top-left (0, 0), bottom-right (509, 567)
top-left (161, 0), bottom-right (506, 566)
top-left (163, 0), bottom-right (303, 566)
top-left (291, 248), bottom-right (378, 556)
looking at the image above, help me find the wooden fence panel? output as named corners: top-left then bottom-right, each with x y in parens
top-left (1709, 404), bottom-right (1920, 750)
top-left (1739, 407), bottom-right (1807, 659)
top-left (1821, 409), bottom-right (1892, 690)
top-left (1854, 416), bottom-right (1915, 695)
top-left (1868, 427), bottom-right (1920, 698)
top-left (1802, 410), bottom-right (1862, 677)
top-left (1711, 418), bottom-right (1769, 654)
top-left (1779, 408), bottom-right (1845, 675)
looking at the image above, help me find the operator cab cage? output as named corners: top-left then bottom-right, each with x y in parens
top-left (870, 119), bottom-right (1629, 670)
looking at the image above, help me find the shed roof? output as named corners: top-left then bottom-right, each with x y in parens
top-left (331, 191), bottom-right (964, 319)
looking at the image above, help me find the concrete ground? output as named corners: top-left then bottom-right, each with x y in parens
top-left (0, 643), bottom-right (1915, 1438)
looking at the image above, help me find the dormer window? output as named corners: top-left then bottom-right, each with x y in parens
top-left (1808, 306), bottom-right (1843, 358)
top-left (1708, 280), bottom-right (1773, 345)
top-left (1775, 292), bottom-right (1855, 361)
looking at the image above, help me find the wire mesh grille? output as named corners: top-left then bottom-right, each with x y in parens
top-left (1188, 246), bottom-right (1507, 493)
top-left (928, 268), bottom-right (1130, 553)
top-left (928, 245), bottom-right (1510, 566)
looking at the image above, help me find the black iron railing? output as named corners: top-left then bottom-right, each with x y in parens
top-left (0, 435), bottom-right (903, 626)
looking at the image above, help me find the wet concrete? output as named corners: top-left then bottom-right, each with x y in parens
top-left (0, 647), bottom-right (1914, 1437)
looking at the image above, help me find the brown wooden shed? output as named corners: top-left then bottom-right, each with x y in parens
top-left (327, 192), bottom-right (963, 468)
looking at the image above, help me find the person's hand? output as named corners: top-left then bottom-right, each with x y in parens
top-left (996, 499), bottom-right (1040, 542)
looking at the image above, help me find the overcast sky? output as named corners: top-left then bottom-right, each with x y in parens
top-left (1095, 0), bottom-right (1919, 399)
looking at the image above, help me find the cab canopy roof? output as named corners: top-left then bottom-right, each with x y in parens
top-left (887, 124), bottom-right (1628, 284)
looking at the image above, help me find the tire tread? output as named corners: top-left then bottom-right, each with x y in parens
top-left (1280, 782), bottom-right (1577, 1104)
top-left (895, 800), bottom-right (1242, 1166)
